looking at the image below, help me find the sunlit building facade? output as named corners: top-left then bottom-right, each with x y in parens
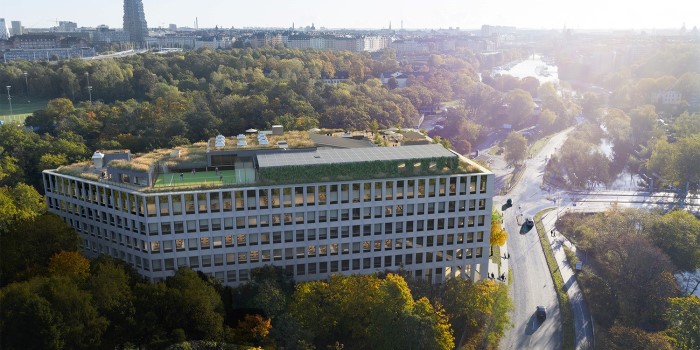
top-left (43, 134), bottom-right (493, 286)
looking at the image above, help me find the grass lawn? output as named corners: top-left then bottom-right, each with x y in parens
top-left (154, 169), bottom-right (256, 188)
top-left (0, 99), bottom-right (49, 124)
top-left (440, 99), bottom-right (463, 108)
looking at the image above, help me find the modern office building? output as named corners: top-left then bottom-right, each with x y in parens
top-left (43, 129), bottom-right (493, 286)
top-left (123, 0), bottom-right (148, 44)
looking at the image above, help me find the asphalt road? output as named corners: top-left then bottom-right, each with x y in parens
top-left (496, 125), bottom-right (698, 350)
top-left (498, 128), bottom-right (574, 350)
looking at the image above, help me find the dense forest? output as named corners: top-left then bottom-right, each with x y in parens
top-left (557, 208), bottom-right (700, 350)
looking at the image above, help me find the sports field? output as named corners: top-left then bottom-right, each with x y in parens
top-left (154, 168), bottom-right (256, 188)
top-left (0, 99), bottom-right (49, 124)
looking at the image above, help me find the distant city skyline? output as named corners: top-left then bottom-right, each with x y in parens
top-left (3, 0), bottom-right (698, 31)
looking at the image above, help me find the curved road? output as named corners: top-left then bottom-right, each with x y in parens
top-left (498, 128), bottom-right (574, 350)
top-left (495, 126), bottom-right (698, 350)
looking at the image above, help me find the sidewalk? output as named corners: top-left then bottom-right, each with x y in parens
top-left (487, 240), bottom-right (509, 283)
top-left (540, 211), bottom-right (594, 350)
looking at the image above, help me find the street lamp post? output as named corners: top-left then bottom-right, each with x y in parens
top-left (6, 86), bottom-right (13, 123)
top-left (84, 72), bottom-right (91, 102)
top-left (23, 72), bottom-right (29, 103)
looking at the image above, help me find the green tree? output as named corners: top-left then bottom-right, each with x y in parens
top-left (0, 183), bottom-right (44, 231)
top-left (650, 210), bottom-right (700, 271)
top-left (164, 268), bottom-right (225, 341)
top-left (504, 89), bottom-right (535, 126)
top-left (0, 213), bottom-right (79, 286)
top-left (0, 280), bottom-right (64, 350)
top-left (503, 131), bottom-right (528, 165)
top-left (538, 108), bottom-right (557, 132)
top-left (87, 258), bottom-right (137, 349)
top-left (664, 296), bottom-right (700, 350)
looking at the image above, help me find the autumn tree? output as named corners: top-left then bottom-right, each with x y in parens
top-left (490, 210), bottom-right (508, 255)
top-left (291, 274), bottom-right (454, 349)
top-left (47, 251), bottom-right (90, 280)
top-left (605, 325), bottom-right (673, 350)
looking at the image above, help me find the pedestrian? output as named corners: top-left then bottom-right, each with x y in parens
top-left (215, 167), bottom-right (219, 174)
top-left (219, 175), bottom-right (223, 182)
top-left (179, 173), bottom-right (184, 180)
top-left (507, 253), bottom-right (510, 259)
top-left (191, 169), bottom-right (195, 175)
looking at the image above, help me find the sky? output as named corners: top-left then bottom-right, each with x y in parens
top-left (3, 0), bottom-right (698, 31)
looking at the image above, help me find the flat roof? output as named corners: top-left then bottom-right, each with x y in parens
top-left (257, 144), bottom-right (455, 168)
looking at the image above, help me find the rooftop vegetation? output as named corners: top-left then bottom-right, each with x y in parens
top-left (258, 156), bottom-right (483, 185)
top-left (55, 161), bottom-right (100, 181)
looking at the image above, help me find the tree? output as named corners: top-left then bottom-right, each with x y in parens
top-left (291, 274), bottom-right (455, 349)
top-left (164, 268), bottom-right (225, 341)
top-left (650, 210), bottom-right (700, 271)
top-left (0, 280), bottom-right (64, 350)
top-left (0, 213), bottom-right (79, 286)
top-left (47, 251), bottom-right (90, 280)
top-left (504, 89), bottom-right (535, 127)
top-left (387, 76), bottom-right (399, 90)
top-left (87, 258), bottom-right (137, 349)
top-left (0, 276), bottom-right (108, 349)
top-left (503, 131), bottom-right (528, 165)
top-left (538, 108), bottom-right (557, 133)
top-left (606, 325), bottom-right (673, 350)
top-left (629, 105), bottom-right (657, 146)
top-left (490, 211), bottom-right (508, 248)
top-left (0, 183), bottom-right (44, 231)
top-left (235, 314), bottom-right (272, 345)
top-left (664, 296), bottom-right (700, 350)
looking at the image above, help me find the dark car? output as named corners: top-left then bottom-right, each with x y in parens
top-left (520, 218), bottom-right (535, 234)
top-left (501, 198), bottom-right (513, 211)
top-left (536, 306), bottom-right (547, 320)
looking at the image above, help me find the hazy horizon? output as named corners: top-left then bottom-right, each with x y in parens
top-left (3, 0), bottom-right (697, 32)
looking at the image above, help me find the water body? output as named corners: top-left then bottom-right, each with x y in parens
top-left (492, 54), bottom-right (559, 84)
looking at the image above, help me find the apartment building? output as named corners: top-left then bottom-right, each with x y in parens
top-left (43, 130), bottom-right (493, 286)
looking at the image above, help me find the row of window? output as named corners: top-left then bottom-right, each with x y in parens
top-left (45, 173), bottom-right (489, 218)
top-left (54, 197), bottom-right (487, 238)
top-left (78, 217), bottom-right (486, 254)
top-left (85, 238), bottom-right (483, 276)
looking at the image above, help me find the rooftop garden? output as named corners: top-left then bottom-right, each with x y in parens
top-left (55, 161), bottom-right (100, 181)
top-left (258, 156), bottom-right (484, 185)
